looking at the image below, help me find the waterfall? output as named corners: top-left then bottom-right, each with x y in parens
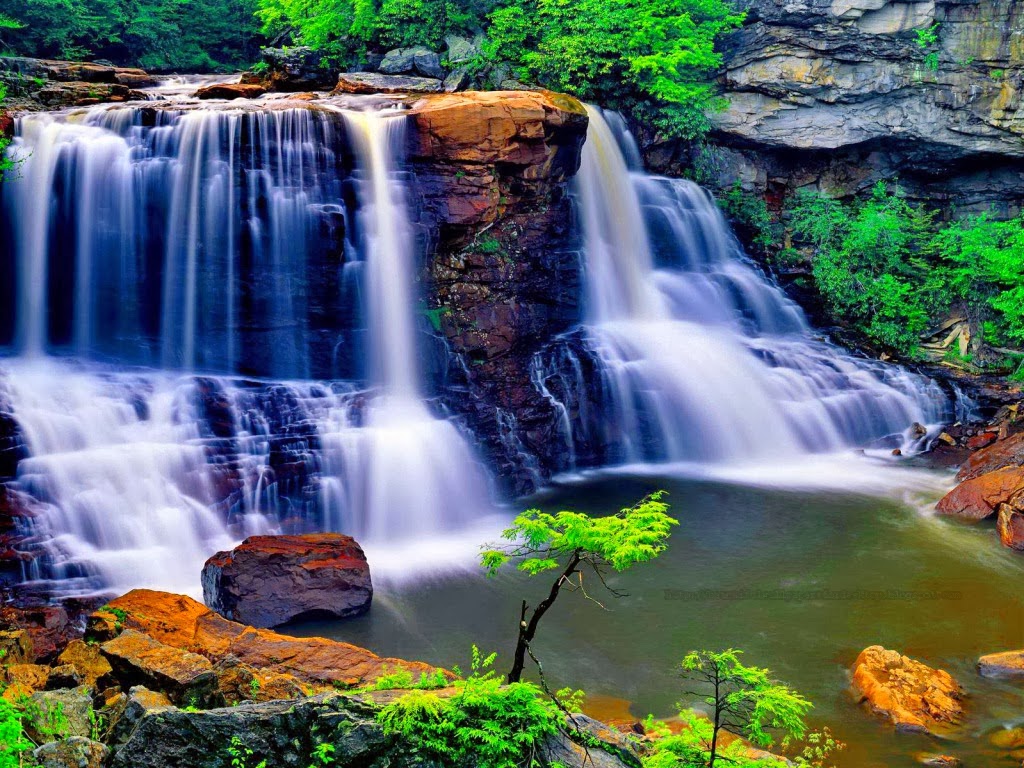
top-left (0, 101), bottom-right (491, 595)
top-left (541, 106), bottom-right (952, 467)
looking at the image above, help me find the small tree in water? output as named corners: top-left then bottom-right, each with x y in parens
top-left (481, 491), bottom-right (676, 684)
top-left (647, 649), bottom-right (815, 768)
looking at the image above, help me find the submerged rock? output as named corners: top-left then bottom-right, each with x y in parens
top-left (202, 533), bottom-right (372, 628)
top-left (997, 502), bottom-right (1024, 550)
top-left (851, 645), bottom-right (964, 737)
top-left (978, 649), bottom-right (1024, 678)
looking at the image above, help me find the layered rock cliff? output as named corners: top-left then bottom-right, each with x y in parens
top-left (648, 0), bottom-right (1024, 214)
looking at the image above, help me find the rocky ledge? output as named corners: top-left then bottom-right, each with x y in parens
top-left (0, 56), bottom-right (153, 110)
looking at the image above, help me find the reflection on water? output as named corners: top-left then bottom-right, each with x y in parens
top-left (290, 473), bottom-right (1024, 768)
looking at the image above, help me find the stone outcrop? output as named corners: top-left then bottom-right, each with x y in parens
top-left (335, 71), bottom-right (443, 94)
top-left (851, 645), bottom-right (965, 737)
top-left (645, 0), bottom-right (1024, 216)
top-left (956, 429), bottom-right (1024, 481)
top-left (100, 629), bottom-right (219, 706)
top-left (86, 589), bottom-right (444, 688)
top-left (0, 57), bottom-right (151, 110)
top-left (406, 90), bottom-right (589, 494)
top-left (935, 465), bottom-right (1024, 519)
top-left (201, 534), bottom-right (372, 628)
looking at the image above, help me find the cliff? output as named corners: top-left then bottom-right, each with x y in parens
top-left (648, 0), bottom-right (1024, 214)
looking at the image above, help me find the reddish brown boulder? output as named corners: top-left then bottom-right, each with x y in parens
top-left (202, 534), bottom-right (372, 628)
top-left (997, 503), bottom-right (1024, 550)
top-left (956, 431), bottom-right (1024, 482)
top-left (936, 466), bottom-right (1024, 520)
top-left (86, 590), bottom-right (445, 689)
top-left (851, 646), bottom-right (964, 737)
top-left (100, 629), bottom-right (218, 706)
top-left (967, 432), bottom-right (998, 450)
top-left (194, 83), bottom-right (267, 100)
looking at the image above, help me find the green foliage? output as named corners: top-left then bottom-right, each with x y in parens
top-left (482, 491), bottom-right (677, 576)
top-left (914, 23), bottom-right (940, 71)
top-left (307, 742), bottom-right (336, 768)
top-left (0, 84), bottom-right (12, 184)
top-left (1, 0), bottom-right (263, 71)
top-left (369, 665), bottom-right (449, 691)
top-left (786, 183), bottom-right (1024, 358)
top-left (485, 0), bottom-right (744, 139)
top-left (227, 735), bottom-right (268, 768)
top-left (376, 646), bottom-right (562, 768)
top-left (643, 710), bottom-right (778, 768)
top-left (719, 183), bottom-right (776, 252)
top-left (0, 699), bottom-right (35, 768)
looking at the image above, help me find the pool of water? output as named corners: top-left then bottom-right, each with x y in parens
top-left (289, 467), bottom-right (1024, 767)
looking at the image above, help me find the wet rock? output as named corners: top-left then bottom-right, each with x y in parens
top-left (0, 599), bottom-right (99, 663)
top-left (0, 628), bottom-right (34, 663)
top-left (87, 590), bottom-right (445, 688)
top-left (914, 754), bottom-right (961, 767)
top-left (957, 430), bottom-right (1024, 482)
top-left (24, 688), bottom-right (94, 743)
top-left (851, 646), bottom-right (964, 737)
top-left (998, 503), bottom-right (1024, 550)
top-left (936, 466), bottom-right (1024, 520)
top-left (194, 82), bottom-right (267, 100)
top-left (334, 72), bottom-right (443, 94)
top-left (57, 639), bottom-right (114, 690)
top-left (100, 629), bottom-right (218, 706)
top-left (978, 649), bottom-right (1024, 678)
top-left (33, 737), bottom-right (110, 768)
top-left (202, 534), bottom-right (372, 628)
top-left (45, 664), bottom-right (84, 690)
top-left (0, 56), bottom-right (154, 86)
top-left (989, 726), bottom-right (1024, 749)
top-left (34, 82), bottom-right (148, 108)
top-left (967, 432), bottom-right (999, 450)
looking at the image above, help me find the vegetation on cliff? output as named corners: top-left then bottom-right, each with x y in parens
top-left (0, 0), bottom-right (262, 71)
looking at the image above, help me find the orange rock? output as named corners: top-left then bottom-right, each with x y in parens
top-left (88, 590), bottom-right (446, 689)
top-left (100, 629), bottom-right (218, 706)
top-left (936, 466), bottom-right (1024, 520)
top-left (212, 656), bottom-right (307, 704)
top-left (194, 83), bottom-right (267, 100)
top-left (851, 646), bottom-right (964, 737)
top-left (58, 639), bottom-right (114, 689)
top-left (978, 649), bottom-right (1024, 677)
top-left (956, 430), bottom-right (1024, 482)
top-left (4, 662), bottom-right (49, 694)
top-left (0, 629), bottom-right (34, 663)
top-left (997, 503), bottom-right (1024, 550)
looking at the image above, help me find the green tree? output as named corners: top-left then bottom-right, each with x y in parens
top-left (485, 0), bottom-right (744, 139)
top-left (482, 491), bottom-right (677, 684)
top-left (655, 650), bottom-right (813, 768)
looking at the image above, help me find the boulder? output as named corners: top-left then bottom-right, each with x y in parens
top-left (334, 72), bottom-right (443, 94)
top-left (86, 590), bottom-right (445, 689)
top-left (997, 503), bottom-right (1024, 550)
top-left (34, 82), bottom-right (148, 108)
top-left (0, 628), bottom-right (33, 663)
top-left (379, 46), bottom-right (443, 77)
top-left (194, 83), bottom-right (267, 100)
top-left (201, 533), bottom-right (372, 628)
top-left (956, 431), bottom-right (1024, 482)
top-left (443, 67), bottom-right (471, 93)
top-left (57, 639), bottom-right (114, 689)
top-left (213, 656), bottom-right (307, 704)
top-left (850, 646), bottom-right (964, 737)
top-left (108, 686), bottom-right (175, 745)
top-left (100, 629), bottom-right (218, 706)
top-left (45, 664), bottom-right (83, 690)
top-left (0, 56), bottom-right (153, 86)
top-left (3, 663), bottom-right (49, 699)
top-left (444, 34), bottom-right (480, 65)
top-left (24, 688), bottom-right (94, 743)
top-left (33, 737), bottom-right (109, 768)
top-left (978, 649), bottom-right (1024, 678)
top-left (935, 466), bottom-right (1024, 520)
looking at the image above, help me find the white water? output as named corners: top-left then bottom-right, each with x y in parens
top-left (541, 106), bottom-right (953, 467)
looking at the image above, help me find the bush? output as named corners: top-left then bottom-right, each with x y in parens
top-left (376, 647), bottom-right (563, 768)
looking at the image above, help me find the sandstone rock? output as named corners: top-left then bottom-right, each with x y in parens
top-left (3, 663), bottom-right (49, 696)
top-left (109, 686), bottom-right (175, 745)
top-left (936, 466), bottom-right (1024, 520)
top-left (194, 83), bottom-right (267, 100)
top-left (24, 688), bottom-right (94, 743)
top-left (34, 82), bottom-right (147, 108)
top-left (957, 431), bottom-right (1024, 482)
top-left (978, 649), bottom-right (1024, 677)
top-left (33, 737), bottom-right (109, 768)
top-left (87, 590), bottom-right (445, 688)
top-left (998, 503), bottom-right (1024, 550)
top-left (334, 72), bottom-right (443, 94)
top-left (45, 664), bottom-right (84, 690)
top-left (851, 646), bottom-right (964, 737)
top-left (57, 640), bottom-right (114, 689)
top-left (2, 599), bottom-right (100, 662)
top-left (213, 655), bottom-right (307, 704)
top-left (202, 533), bottom-right (372, 628)
top-left (100, 629), bottom-right (218, 706)
top-left (967, 432), bottom-right (999, 450)
top-left (0, 628), bottom-right (33, 663)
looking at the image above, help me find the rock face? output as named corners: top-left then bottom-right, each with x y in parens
top-left (851, 646), bottom-right (965, 737)
top-left (646, 0), bottom-right (1024, 215)
top-left (201, 534), bottom-right (372, 628)
top-left (86, 590), bottom-right (443, 688)
top-left (935, 465), bottom-right (1024, 519)
top-left (406, 90), bottom-right (589, 494)
top-left (956, 430), bottom-right (1024, 481)
top-left (0, 57), bottom-right (151, 110)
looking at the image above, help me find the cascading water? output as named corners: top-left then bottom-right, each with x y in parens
top-left (0, 97), bottom-right (491, 594)
top-left (538, 106), bottom-right (953, 468)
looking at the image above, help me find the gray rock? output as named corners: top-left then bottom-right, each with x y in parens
top-left (414, 50), bottom-right (446, 79)
top-left (260, 46), bottom-right (336, 91)
top-left (443, 67), bottom-right (472, 92)
top-left (24, 688), bottom-right (94, 744)
top-left (45, 664), bottom-right (83, 690)
top-left (109, 685), bottom-right (176, 745)
top-left (445, 34), bottom-right (480, 65)
top-left (33, 737), bottom-right (109, 768)
top-left (379, 46), bottom-right (434, 74)
top-left (335, 72), bottom-right (443, 94)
